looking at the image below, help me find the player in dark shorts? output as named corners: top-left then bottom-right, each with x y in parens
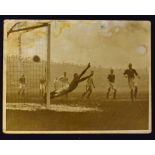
top-left (45, 63), bottom-right (93, 99)
top-left (124, 63), bottom-right (140, 101)
top-left (106, 69), bottom-right (117, 99)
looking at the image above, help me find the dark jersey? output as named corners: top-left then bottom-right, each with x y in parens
top-left (124, 69), bottom-right (138, 79)
top-left (107, 74), bottom-right (115, 83)
top-left (69, 77), bottom-right (79, 92)
top-left (19, 77), bottom-right (25, 84)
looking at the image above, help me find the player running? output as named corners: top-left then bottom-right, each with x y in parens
top-left (106, 69), bottom-right (117, 99)
top-left (124, 63), bottom-right (140, 101)
top-left (45, 63), bottom-right (93, 99)
top-left (82, 71), bottom-right (95, 99)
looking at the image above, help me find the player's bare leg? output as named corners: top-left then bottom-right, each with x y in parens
top-left (134, 86), bottom-right (138, 99)
top-left (130, 88), bottom-right (134, 102)
top-left (113, 89), bottom-right (117, 99)
top-left (82, 88), bottom-right (89, 98)
top-left (87, 88), bottom-right (92, 99)
top-left (107, 88), bottom-right (111, 99)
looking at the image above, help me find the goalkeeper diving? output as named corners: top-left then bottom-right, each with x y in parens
top-left (45, 63), bottom-right (94, 99)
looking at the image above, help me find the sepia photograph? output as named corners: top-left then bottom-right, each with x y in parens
top-left (3, 19), bottom-right (151, 133)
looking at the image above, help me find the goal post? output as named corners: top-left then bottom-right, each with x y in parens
top-left (46, 23), bottom-right (51, 106)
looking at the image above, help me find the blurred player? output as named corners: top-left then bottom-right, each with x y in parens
top-left (45, 63), bottom-right (93, 99)
top-left (82, 71), bottom-right (95, 99)
top-left (39, 77), bottom-right (46, 96)
top-left (106, 69), bottom-right (117, 99)
top-left (124, 63), bottom-right (140, 101)
top-left (18, 74), bottom-right (26, 96)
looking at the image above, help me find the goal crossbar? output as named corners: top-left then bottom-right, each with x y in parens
top-left (7, 23), bottom-right (49, 37)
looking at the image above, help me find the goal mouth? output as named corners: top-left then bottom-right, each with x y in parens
top-left (5, 20), bottom-right (51, 107)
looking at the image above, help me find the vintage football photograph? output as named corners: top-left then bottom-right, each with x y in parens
top-left (3, 20), bottom-right (151, 133)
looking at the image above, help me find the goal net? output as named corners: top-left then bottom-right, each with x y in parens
top-left (5, 20), bottom-right (51, 104)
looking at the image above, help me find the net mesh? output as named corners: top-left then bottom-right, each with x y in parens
top-left (6, 22), bottom-right (48, 104)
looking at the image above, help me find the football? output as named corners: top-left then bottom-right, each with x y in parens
top-left (33, 55), bottom-right (40, 62)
